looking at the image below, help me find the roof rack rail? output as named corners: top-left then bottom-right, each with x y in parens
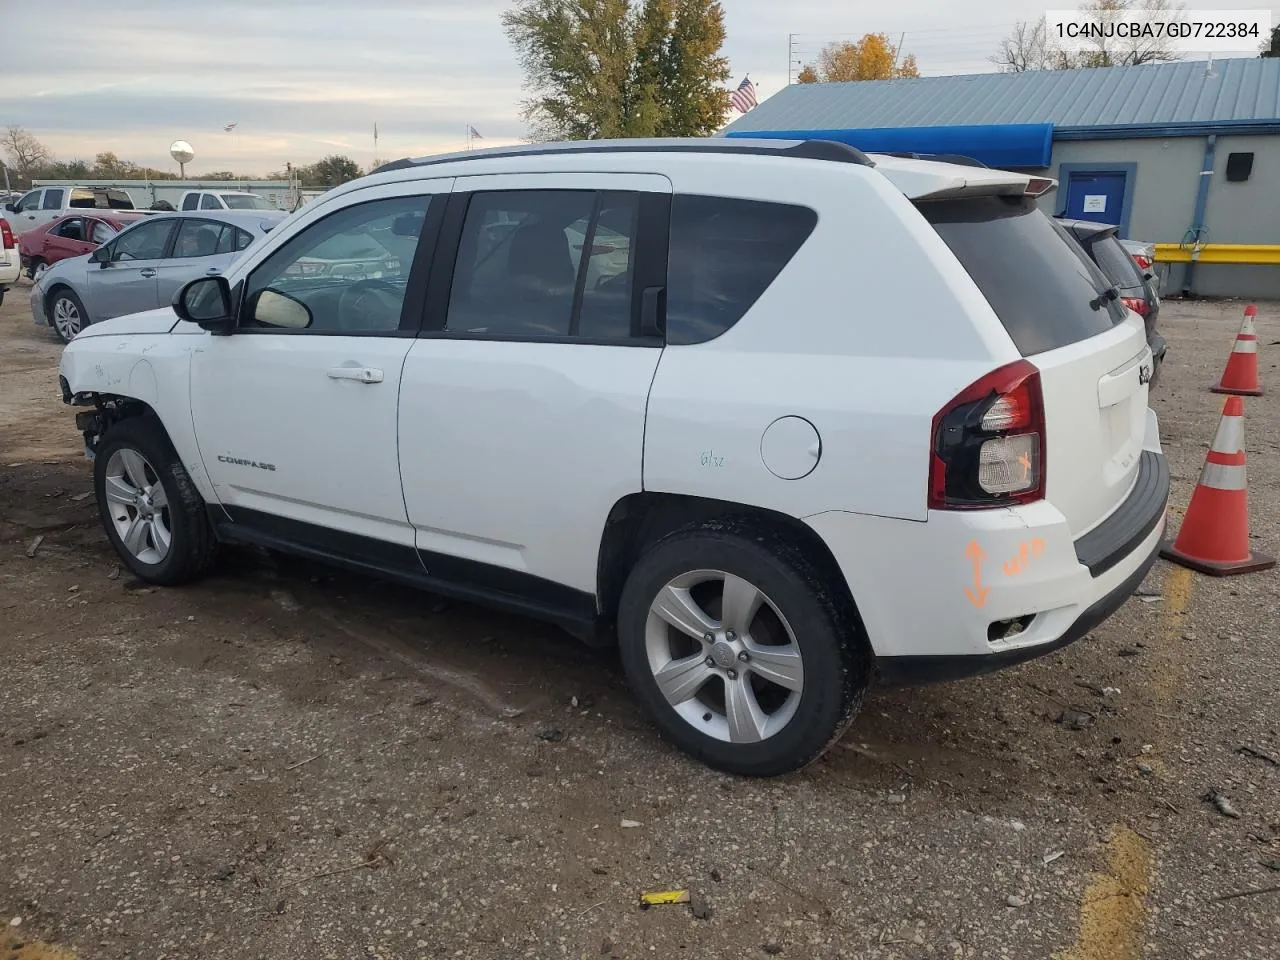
top-left (371, 137), bottom-right (874, 176)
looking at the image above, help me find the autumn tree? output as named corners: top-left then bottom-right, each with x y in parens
top-left (993, 0), bottom-right (1182, 72)
top-left (796, 34), bottom-right (920, 83)
top-left (502, 0), bottom-right (730, 140)
top-left (2, 126), bottom-right (53, 186)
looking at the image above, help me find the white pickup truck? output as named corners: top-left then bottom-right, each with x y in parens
top-left (179, 190), bottom-right (279, 212)
top-left (4, 186), bottom-right (137, 236)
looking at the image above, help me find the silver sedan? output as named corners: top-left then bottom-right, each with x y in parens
top-left (31, 210), bottom-right (288, 342)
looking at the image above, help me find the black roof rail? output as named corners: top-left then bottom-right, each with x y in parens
top-left (370, 137), bottom-right (874, 176)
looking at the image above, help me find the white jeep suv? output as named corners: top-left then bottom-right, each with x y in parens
top-left (57, 138), bottom-right (1169, 776)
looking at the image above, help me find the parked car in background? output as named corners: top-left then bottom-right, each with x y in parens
top-left (180, 190), bottom-right (279, 212)
top-left (32, 210), bottom-right (286, 342)
top-left (55, 138), bottom-right (1167, 776)
top-left (1054, 217), bottom-right (1166, 384)
top-left (20, 212), bottom-right (156, 282)
top-left (0, 214), bottom-right (20, 306)
top-left (4, 186), bottom-right (137, 235)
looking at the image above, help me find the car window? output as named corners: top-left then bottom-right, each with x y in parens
top-left (42, 188), bottom-right (65, 210)
top-left (200, 194), bottom-right (222, 210)
top-left (921, 197), bottom-right (1126, 356)
top-left (69, 188), bottom-right (98, 208)
top-left (1091, 236), bottom-right (1144, 292)
top-left (446, 190), bottom-right (595, 338)
top-left (91, 220), bottom-right (118, 245)
top-left (110, 218), bottom-right (176, 262)
top-left (221, 194), bottom-right (273, 210)
top-left (215, 225), bottom-right (255, 254)
top-left (16, 190), bottom-right (41, 213)
top-left (54, 218), bottom-right (85, 241)
top-left (172, 219), bottom-right (227, 259)
top-left (574, 194), bottom-right (639, 339)
top-left (105, 190), bottom-right (133, 209)
top-left (244, 194), bottom-right (430, 334)
top-left (665, 195), bottom-right (818, 345)
top-left (181, 194), bottom-right (200, 211)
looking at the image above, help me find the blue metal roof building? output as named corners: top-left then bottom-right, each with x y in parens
top-left (724, 59), bottom-right (1280, 298)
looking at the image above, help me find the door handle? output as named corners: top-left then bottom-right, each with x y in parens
top-left (140, 268), bottom-right (157, 278)
top-left (326, 366), bottom-right (384, 384)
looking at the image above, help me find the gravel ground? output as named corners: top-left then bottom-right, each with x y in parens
top-left (1, 288), bottom-right (1278, 960)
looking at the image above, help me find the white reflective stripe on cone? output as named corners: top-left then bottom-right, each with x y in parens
top-left (1231, 338), bottom-right (1258, 355)
top-left (1210, 414), bottom-right (1245, 455)
top-left (1241, 315), bottom-right (1257, 337)
top-left (1201, 462), bottom-right (1248, 491)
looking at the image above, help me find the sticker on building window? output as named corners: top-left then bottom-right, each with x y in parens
top-left (1082, 195), bottom-right (1107, 213)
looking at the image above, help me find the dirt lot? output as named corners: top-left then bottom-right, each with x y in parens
top-left (2, 286), bottom-right (1278, 960)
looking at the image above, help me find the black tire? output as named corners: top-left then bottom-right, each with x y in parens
top-left (49, 287), bottom-right (87, 343)
top-left (26, 257), bottom-right (44, 281)
top-left (617, 520), bottom-right (871, 777)
top-left (94, 416), bottom-right (218, 586)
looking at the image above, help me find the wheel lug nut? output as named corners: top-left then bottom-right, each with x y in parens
top-left (737, 651), bottom-right (749, 662)
top-left (705, 657), bottom-right (715, 667)
top-left (725, 630), bottom-right (736, 641)
top-left (703, 633), bottom-right (714, 643)
top-left (726, 669), bottom-right (738, 680)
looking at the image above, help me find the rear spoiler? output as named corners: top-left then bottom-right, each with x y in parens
top-left (869, 153), bottom-right (1057, 202)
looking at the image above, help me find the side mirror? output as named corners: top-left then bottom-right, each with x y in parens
top-left (250, 289), bottom-right (313, 330)
top-left (3, 203), bottom-right (14, 213)
top-left (173, 275), bottom-right (235, 334)
top-left (90, 247), bottom-right (110, 265)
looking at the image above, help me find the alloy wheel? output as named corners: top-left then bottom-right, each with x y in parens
top-left (103, 448), bottom-right (172, 565)
top-left (643, 569), bottom-right (804, 744)
top-left (52, 295), bottom-right (82, 340)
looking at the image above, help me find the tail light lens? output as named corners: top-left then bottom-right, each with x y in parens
top-left (1132, 254), bottom-right (1153, 271)
top-left (1121, 296), bottom-right (1149, 316)
top-left (929, 360), bottom-right (1046, 510)
top-left (0, 219), bottom-right (13, 250)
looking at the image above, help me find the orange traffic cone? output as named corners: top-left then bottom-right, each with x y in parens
top-left (1160, 396), bottom-right (1274, 576)
top-left (1212, 304), bottom-right (1263, 396)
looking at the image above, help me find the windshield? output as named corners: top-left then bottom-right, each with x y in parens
top-left (221, 194), bottom-right (275, 210)
top-left (920, 195), bottom-right (1127, 356)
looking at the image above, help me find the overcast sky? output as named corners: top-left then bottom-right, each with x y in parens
top-left (0, 0), bottom-right (1272, 175)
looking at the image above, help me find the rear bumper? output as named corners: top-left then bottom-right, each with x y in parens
top-left (806, 409), bottom-right (1168, 683)
top-left (30, 284), bottom-right (49, 326)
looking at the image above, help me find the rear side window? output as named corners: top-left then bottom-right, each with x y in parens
top-left (42, 189), bottom-right (65, 210)
top-left (106, 190), bottom-right (133, 209)
top-left (921, 196), bottom-right (1126, 356)
top-left (666, 196), bottom-right (817, 345)
top-left (201, 194), bottom-right (222, 210)
top-left (181, 194), bottom-right (200, 211)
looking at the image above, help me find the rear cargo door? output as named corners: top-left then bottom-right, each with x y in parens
top-left (922, 196), bottom-right (1152, 538)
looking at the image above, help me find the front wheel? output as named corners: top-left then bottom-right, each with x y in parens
top-left (49, 287), bottom-right (87, 343)
top-left (94, 417), bottom-right (218, 585)
top-left (617, 522), bottom-right (870, 776)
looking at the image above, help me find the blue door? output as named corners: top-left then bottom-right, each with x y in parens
top-left (1064, 171), bottom-right (1126, 228)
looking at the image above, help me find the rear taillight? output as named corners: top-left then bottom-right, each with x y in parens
top-left (0, 219), bottom-right (13, 250)
top-left (1121, 296), bottom-right (1149, 316)
top-left (1132, 254), bottom-right (1153, 271)
top-left (928, 359), bottom-right (1046, 510)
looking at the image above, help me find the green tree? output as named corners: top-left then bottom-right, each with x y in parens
top-left (502, 0), bottom-right (730, 141)
top-left (1262, 24), bottom-right (1279, 57)
top-left (299, 155), bottom-right (363, 187)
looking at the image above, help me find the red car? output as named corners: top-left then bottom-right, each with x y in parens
top-left (19, 212), bottom-right (154, 281)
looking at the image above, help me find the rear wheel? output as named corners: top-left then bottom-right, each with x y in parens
top-left (50, 287), bottom-right (86, 343)
top-left (94, 417), bottom-right (217, 585)
top-left (617, 522), bottom-right (870, 776)
top-left (27, 258), bottom-right (46, 283)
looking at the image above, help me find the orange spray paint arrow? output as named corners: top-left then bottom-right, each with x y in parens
top-left (964, 540), bottom-right (990, 608)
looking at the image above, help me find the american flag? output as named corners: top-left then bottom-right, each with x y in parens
top-left (729, 76), bottom-right (758, 113)
top-left (223, 121), bottom-right (238, 132)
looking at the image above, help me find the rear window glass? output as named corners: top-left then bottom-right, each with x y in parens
top-left (920, 196), bottom-right (1126, 356)
top-left (1090, 235), bottom-right (1144, 292)
top-left (666, 195), bottom-right (817, 345)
